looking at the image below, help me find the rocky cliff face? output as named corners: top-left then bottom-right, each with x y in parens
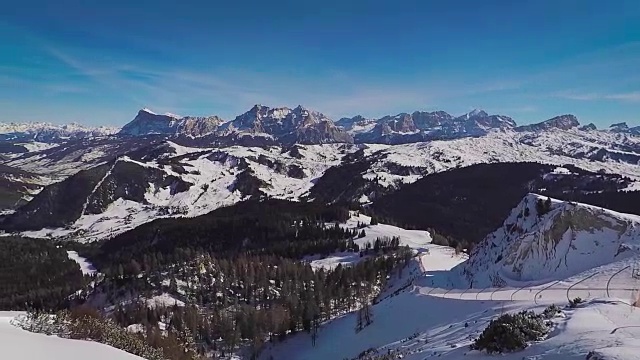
top-left (515, 115), bottom-right (580, 132)
top-left (220, 105), bottom-right (353, 144)
top-left (350, 109), bottom-right (516, 144)
top-left (119, 109), bottom-right (223, 137)
top-left (456, 194), bottom-right (640, 288)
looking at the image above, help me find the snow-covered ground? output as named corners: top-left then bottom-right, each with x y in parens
top-left (308, 212), bottom-right (450, 270)
top-left (0, 312), bottom-right (143, 360)
top-left (66, 250), bottom-right (97, 276)
top-left (14, 142), bottom-right (60, 153)
top-left (145, 293), bottom-right (185, 308)
top-left (20, 199), bottom-right (159, 242)
top-left (263, 252), bottom-right (640, 360)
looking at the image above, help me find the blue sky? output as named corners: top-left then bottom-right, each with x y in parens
top-left (1, 0), bottom-right (639, 127)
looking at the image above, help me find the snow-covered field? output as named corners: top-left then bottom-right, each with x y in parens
top-left (308, 212), bottom-right (441, 270)
top-left (0, 312), bottom-right (143, 360)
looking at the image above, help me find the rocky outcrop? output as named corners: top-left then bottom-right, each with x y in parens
top-left (457, 194), bottom-right (639, 287)
top-left (220, 105), bottom-right (353, 144)
top-left (515, 115), bottom-right (580, 132)
top-left (119, 109), bottom-right (223, 137)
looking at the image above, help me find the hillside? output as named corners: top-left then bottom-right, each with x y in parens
top-left (6, 126), bottom-right (640, 242)
top-left (457, 194), bottom-right (640, 288)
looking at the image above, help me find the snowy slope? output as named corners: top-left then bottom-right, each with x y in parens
top-left (0, 312), bottom-right (143, 360)
top-left (8, 122), bottom-right (640, 242)
top-left (366, 128), bottom-right (640, 188)
top-left (457, 194), bottom-right (640, 288)
top-left (66, 250), bottom-right (97, 276)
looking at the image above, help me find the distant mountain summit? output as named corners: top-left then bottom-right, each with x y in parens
top-left (609, 122), bottom-right (640, 135)
top-left (515, 114), bottom-right (579, 132)
top-left (344, 109), bottom-right (516, 144)
top-left (0, 122), bottom-right (119, 142)
top-left (4, 105), bottom-right (640, 147)
top-left (219, 104), bottom-right (353, 144)
top-left (119, 108), bottom-right (223, 137)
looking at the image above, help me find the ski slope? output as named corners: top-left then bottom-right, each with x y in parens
top-left (0, 312), bottom-right (143, 360)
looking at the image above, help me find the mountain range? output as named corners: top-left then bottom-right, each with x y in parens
top-left (2, 105), bottom-right (637, 146)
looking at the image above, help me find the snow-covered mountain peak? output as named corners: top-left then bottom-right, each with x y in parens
top-left (221, 104), bottom-right (352, 144)
top-left (515, 114), bottom-right (580, 132)
top-left (458, 193), bottom-right (640, 288)
top-left (0, 121), bottom-right (119, 142)
top-left (119, 108), bottom-right (222, 137)
top-left (464, 108), bottom-right (489, 118)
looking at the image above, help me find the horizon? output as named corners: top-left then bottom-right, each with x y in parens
top-left (0, 105), bottom-right (620, 129)
top-left (1, 0), bottom-right (639, 127)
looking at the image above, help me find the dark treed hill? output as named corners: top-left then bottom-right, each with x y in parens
top-left (371, 162), bottom-right (636, 248)
top-left (90, 199), bottom-right (353, 273)
top-left (0, 164), bottom-right (42, 209)
top-left (0, 236), bottom-right (89, 310)
top-left (76, 198), bottom-right (411, 359)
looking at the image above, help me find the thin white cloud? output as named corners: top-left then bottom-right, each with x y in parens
top-left (553, 91), bottom-right (602, 101)
top-left (554, 90), bottom-right (640, 102)
top-left (604, 92), bottom-right (640, 102)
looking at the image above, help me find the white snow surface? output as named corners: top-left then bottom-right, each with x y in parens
top-left (14, 142), bottom-right (60, 153)
top-left (145, 293), bottom-right (185, 308)
top-left (66, 250), bottom-right (97, 276)
top-left (0, 312), bottom-right (143, 360)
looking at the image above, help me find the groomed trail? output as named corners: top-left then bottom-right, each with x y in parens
top-left (415, 252), bottom-right (640, 305)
